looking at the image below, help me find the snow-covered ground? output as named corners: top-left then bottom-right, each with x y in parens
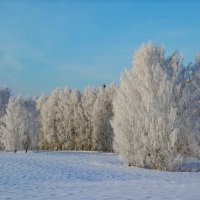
top-left (0, 151), bottom-right (200, 200)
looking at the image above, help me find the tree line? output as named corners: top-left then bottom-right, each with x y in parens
top-left (0, 84), bottom-right (116, 153)
top-left (1, 42), bottom-right (200, 171)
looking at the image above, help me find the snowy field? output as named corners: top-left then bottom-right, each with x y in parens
top-left (0, 152), bottom-right (200, 200)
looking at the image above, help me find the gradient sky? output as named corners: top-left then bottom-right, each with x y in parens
top-left (0, 0), bottom-right (200, 96)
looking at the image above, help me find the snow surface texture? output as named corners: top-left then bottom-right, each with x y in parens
top-left (0, 152), bottom-right (200, 200)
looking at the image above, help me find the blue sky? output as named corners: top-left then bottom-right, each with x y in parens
top-left (0, 0), bottom-right (200, 96)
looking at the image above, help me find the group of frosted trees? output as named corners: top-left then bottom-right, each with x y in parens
top-left (0, 90), bottom-right (40, 152)
top-left (112, 42), bottom-right (200, 171)
top-left (1, 42), bottom-right (200, 171)
top-left (0, 84), bottom-right (116, 152)
top-left (38, 85), bottom-right (115, 151)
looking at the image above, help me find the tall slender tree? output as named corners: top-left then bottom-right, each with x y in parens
top-left (92, 84), bottom-right (116, 152)
top-left (80, 86), bottom-right (97, 150)
top-left (38, 89), bottom-right (60, 150)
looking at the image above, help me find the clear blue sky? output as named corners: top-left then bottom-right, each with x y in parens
top-left (0, 0), bottom-right (200, 96)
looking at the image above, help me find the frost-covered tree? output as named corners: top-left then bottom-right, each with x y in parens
top-left (92, 84), bottom-right (116, 152)
top-left (20, 98), bottom-right (40, 152)
top-left (0, 87), bottom-right (11, 118)
top-left (0, 87), bottom-right (11, 149)
top-left (38, 88), bottom-right (83, 150)
top-left (171, 55), bottom-right (200, 160)
top-left (38, 85), bottom-right (115, 152)
top-left (52, 88), bottom-right (72, 150)
top-left (38, 89), bottom-right (60, 150)
top-left (69, 89), bottom-right (83, 150)
top-left (2, 97), bottom-right (39, 152)
top-left (1, 97), bottom-right (20, 151)
top-left (56, 88), bottom-right (82, 150)
top-left (80, 86), bottom-right (97, 150)
top-left (112, 42), bottom-right (200, 171)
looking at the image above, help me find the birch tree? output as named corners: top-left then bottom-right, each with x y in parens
top-left (2, 97), bottom-right (39, 152)
top-left (112, 42), bottom-right (200, 170)
top-left (80, 86), bottom-right (97, 150)
top-left (92, 84), bottom-right (116, 152)
top-left (38, 89), bottom-right (60, 150)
